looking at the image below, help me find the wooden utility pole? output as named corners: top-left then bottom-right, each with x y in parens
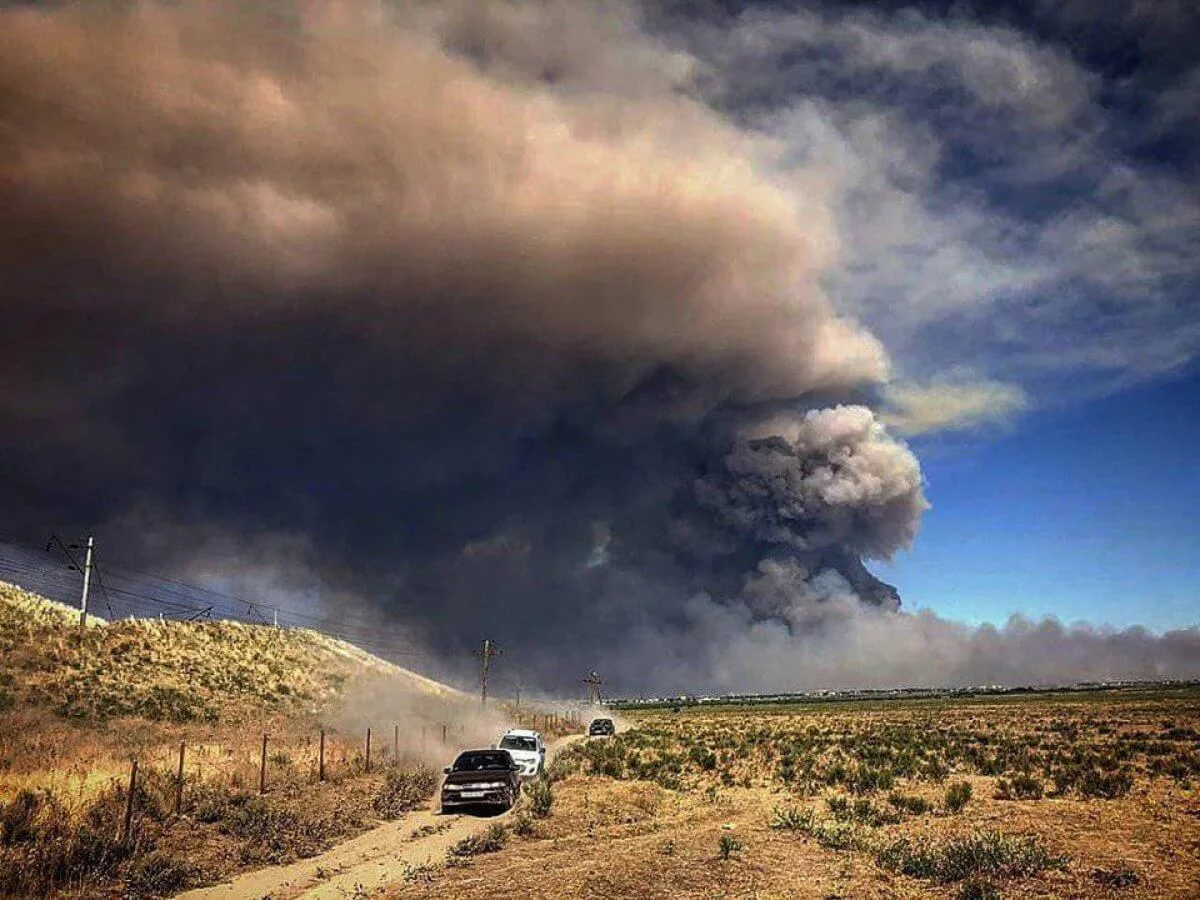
top-left (582, 670), bottom-right (604, 705)
top-left (471, 639), bottom-right (503, 705)
top-left (259, 734), bottom-right (268, 794)
top-left (175, 742), bottom-right (185, 815)
top-left (78, 536), bottom-right (94, 630)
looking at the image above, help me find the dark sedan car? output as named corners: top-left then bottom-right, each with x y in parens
top-left (588, 717), bottom-right (615, 736)
top-left (441, 749), bottom-right (522, 812)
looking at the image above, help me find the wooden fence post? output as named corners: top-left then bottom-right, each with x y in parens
top-left (441, 723), bottom-right (447, 744)
top-left (121, 758), bottom-right (138, 846)
top-left (394, 724), bottom-right (399, 760)
top-left (319, 729), bottom-right (326, 782)
top-left (259, 733), bottom-right (268, 794)
top-left (175, 742), bottom-right (185, 815)
top-left (365, 727), bottom-right (372, 773)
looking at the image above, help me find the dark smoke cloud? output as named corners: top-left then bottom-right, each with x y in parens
top-left (1, 0), bottom-right (1196, 693)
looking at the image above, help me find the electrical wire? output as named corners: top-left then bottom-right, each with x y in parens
top-left (0, 538), bottom-right (434, 663)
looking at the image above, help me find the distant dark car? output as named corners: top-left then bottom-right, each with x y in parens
top-left (441, 749), bottom-right (522, 812)
top-left (588, 717), bottom-right (615, 737)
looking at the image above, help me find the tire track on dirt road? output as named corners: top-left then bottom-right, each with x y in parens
top-left (175, 732), bottom-right (588, 900)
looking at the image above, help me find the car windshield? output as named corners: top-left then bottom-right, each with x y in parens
top-left (499, 736), bottom-right (537, 752)
top-left (453, 752), bottom-right (511, 771)
top-left (592, 719), bottom-right (612, 728)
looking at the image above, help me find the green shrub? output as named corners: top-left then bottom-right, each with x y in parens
top-left (957, 878), bottom-right (1002, 900)
top-left (513, 812), bottom-right (535, 837)
top-left (527, 779), bottom-right (554, 818)
top-left (373, 768), bottom-right (438, 819)
top-left (1078, 769), bottom-right (1133, 799)
top-left (996, 773), bottom-right (1043, 800)
top-left (805, 817), bottom-right (864, 850)
top-left (1091, 866), bottom-right (1139, 889)
top-left (945, 781), bottom-right (973, 813)
top-left (847, 765), bottom-right (894, 795)
top-left (718, 833), bottom-right (743, 860)
top-left (687, 744), bottom-right (718, 770)
top-left (769, 805), bottom-right (812, 831)
top-left (124, 850), bottom-right (197, 897)
top-left (214, 794), bottom-right (347, 865)
top-left (923, 757), bottom-right (949, 783)
top-left (189, 782), bottom-right (247, 824)
top-left (887, 792), bottom-right (933, 815)
top-left (827, 796), bottom-right (899, 827)
top-left (449, 823), bottom-right (508, 857)
top-left (877, 830), bottom-right (1067, 884)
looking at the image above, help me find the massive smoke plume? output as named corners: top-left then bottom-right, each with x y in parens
top-left (1, 0), bottom-right (1197, 693)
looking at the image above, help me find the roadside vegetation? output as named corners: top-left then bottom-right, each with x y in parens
top-left (550, 692), bottom-right (1199, 801)
top-left (0, 582), bottom-right (457, 897)
top-left (389, 686), bottom-right (1200, 899)
top-left (0, 733), bottom-right (440, 897)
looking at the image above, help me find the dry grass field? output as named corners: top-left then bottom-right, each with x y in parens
top-left (4, 578), bottom-right (1198, 899)
top-left (388, 689), bottom-right (1200, 899)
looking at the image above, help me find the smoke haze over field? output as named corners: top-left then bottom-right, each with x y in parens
top-left (2, 0), bottom-right (1198, 694)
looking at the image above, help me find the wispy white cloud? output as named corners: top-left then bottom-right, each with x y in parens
top-left (881, 375), bottom-right (1028, 436)
top-left (667, 3), bottom-right (1200, 402)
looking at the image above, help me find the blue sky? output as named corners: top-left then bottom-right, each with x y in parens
top-left (885, 366), bottom-right (1200, 631)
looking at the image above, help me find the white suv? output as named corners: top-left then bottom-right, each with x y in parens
top-left (496, 729), bottom-right (545, 779)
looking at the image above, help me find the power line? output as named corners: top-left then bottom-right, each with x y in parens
top-left (94, 557), bottom-right (427, 650)
top-left (583, 670), bottom-right (604, 705)
top-left (44, 532), bottom-right (94, 629)
top-left (471, 639), bottom-right (502, 706)
top-left (0, 538), bottom-right (434, 663)
top-left (90, 562), bottom-right (115, 619)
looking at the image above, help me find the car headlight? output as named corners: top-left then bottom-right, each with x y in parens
top-left (475, 781), bottom-right (507, 789)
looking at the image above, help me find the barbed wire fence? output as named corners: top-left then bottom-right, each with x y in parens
top-left (0, 536), bottom-right (592, 856)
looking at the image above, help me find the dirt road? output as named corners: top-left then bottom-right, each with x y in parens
top-left (175, 733), bottom-right (586, 900)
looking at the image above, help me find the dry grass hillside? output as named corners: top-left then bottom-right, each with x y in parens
top-left (0, 580), bottom-right (505, 898)
top-left (0, 580), bottom-right (459, 723)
